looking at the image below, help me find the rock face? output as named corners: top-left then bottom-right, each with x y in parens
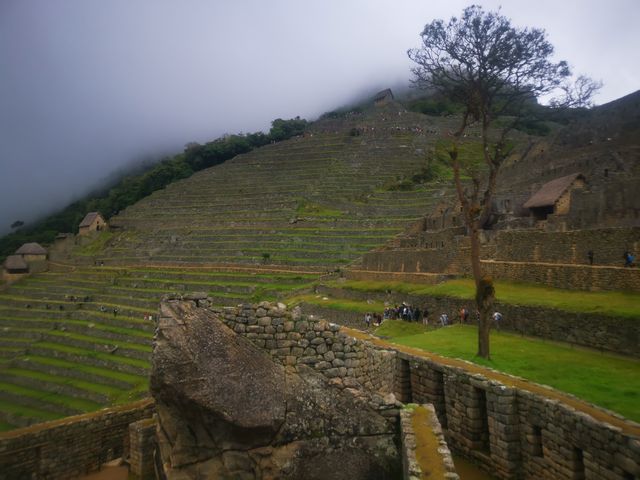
top-left (151, 299), bottom-right (400, 480)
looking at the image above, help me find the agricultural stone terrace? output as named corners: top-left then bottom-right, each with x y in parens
top-left (0, 265), bottom-right (317, 429)
top-left (96, 104), bottom-right (459, 268)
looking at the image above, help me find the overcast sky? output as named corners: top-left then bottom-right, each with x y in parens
top-left (1, 0), bottom-right (638, 235)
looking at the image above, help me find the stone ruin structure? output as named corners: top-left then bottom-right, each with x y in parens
top-left (353, 90), bottom-right (640, 293)
top-left (151, 297), bottom-right (402, 479)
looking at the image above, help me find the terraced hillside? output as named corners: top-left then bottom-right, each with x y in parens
top-left (1, 103), bottom-right (474, 430)
top-left (86, 104), bottom-right (465, 268)
top-left (0, 264), bottom-right (319, 429)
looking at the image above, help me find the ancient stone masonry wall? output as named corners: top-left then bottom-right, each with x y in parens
top-left (567, 181), bottom-right (640, 229)
top-left (129, 417), bottom-right (156, 480)
top-left (491, 227), bottom-right (640, 266)
top-left (154, 297), bottom-right (403, 479)
top-left (399, 227), bottom-right (466, 249)
top-left (0, 399), bottom-right (154, 480)
top-left (400, 404), bottom-right (460, 480)
top-left (357, 248), bottom-right (639, 291)
top-left (361, 248), bottom-right (470, 275)
top-left (482, 260), bottom-right (640, 292)
top-left (396, 353), bottom-right (640, 480)
top-left (213, 301), bottom-right (398, 395)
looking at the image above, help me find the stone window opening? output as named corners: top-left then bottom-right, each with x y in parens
top-left (531, 425), bottom-right (543, 457)
top-left (572, 447), bottom-right (586, 480)
top-left (395, 359), bottom-right (413, 403)
top-left (473, 387), bottom-right (491, 454)
top-left (434, 370), bottom-right (447, 429)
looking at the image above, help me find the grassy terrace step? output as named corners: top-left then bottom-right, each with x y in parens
top-left (0, 347), bottom-right (26, 358)
top-left (87, 267), bottom-right (319, 282)
top-left (98, 254), bottom-right (358, 267)
top-left (0, 328), bottom-right (151, 360)
top-left (0, 369), bottom-right (114, 404)
top-left (0, 307), bottom-right (154, 332)
top-left (0, 399), bottom-right (62, 428)
top-left (27, 342), bottom-right (148, 375)
top-left (0, 383), bottom-right (101, 415)
top-left (0, 289), bottom-right (158, 310)
top-left (0, 294), bottom-right (151, 316)
top-left (11, 357), bottom-right (141, 390)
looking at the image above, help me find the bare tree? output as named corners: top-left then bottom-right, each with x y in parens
top-left (408, 5), bottom-right (600, 358)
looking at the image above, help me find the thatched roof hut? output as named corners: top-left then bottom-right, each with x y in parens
top-left (15, 242), bottom-right (47, 256)
top-left (4, 255), bottom-right (28, 273)
top-left (524, 173), bottom-right (586, 220)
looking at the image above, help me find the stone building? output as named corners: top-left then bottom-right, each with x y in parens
top-left (2, 255), bottom-right (29, 283)
top-left (523, 173), bottom-right (586, 221)
top-left (373, 88), bottom-right (394, 106)
top-left (3, 255), bottom-right (29, 274)
top-left (78, 212), bottom-right (107, 235)
top-left (15, 242), bottom-right (47, 263)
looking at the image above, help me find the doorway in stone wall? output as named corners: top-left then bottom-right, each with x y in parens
top-left (474, 387), bottom-right (491, 454)
top-left (395, 358), bottom-right (412, 403)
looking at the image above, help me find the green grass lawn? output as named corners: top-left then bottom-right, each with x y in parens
top-left (288, 294), bottom-right (386, 314)
top-left (325, 279), bottom-right (640, 318)
top-left (376, 321), bottom-right (640, 422)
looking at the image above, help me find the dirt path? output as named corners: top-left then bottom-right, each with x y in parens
top-left (342, 327), bottom-right (640, 438)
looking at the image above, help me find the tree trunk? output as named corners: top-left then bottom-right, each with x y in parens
top-left (471, 225), bottom-right (495, 359)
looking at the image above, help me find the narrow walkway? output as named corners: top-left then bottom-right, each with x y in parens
top-left (341, 327), bottom-right (640, 438)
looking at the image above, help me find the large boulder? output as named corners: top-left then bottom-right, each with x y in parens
top-left (151, 299), bottom-right (400, 480)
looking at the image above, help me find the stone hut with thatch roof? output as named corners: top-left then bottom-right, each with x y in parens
top-left (2, 255), bottom-right (30, 283)
top-left (524, 173), bottom-right (586, 221)
top-left (15, 242), bottom-right (47, 263)
top-left (79, 212), bottom-right (107, 236)
top-left (373, 88), bottom-right (394, 107)
top-left (14, 242), bottom-right (48, 274)
top-left (4, 255), bottom-right (28, 274)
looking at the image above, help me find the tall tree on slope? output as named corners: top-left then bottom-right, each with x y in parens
top-left (408, 5), bottom-right (600, 358)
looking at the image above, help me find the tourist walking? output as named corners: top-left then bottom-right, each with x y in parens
top-left (493, 311), bottom-right (503, 330)
top-left (624, 251), bottom-right (635, 267)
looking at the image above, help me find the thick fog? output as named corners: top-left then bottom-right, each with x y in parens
top-left (1, 0), bottom-right (638, 235)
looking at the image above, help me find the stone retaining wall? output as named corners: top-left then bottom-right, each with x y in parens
top-left (400, 404), bottom-right (459, 480)
top-left (129, 417), bottom-right (156, 480)
top-left (213, 301), bottom-right (397, 393)
top-left (482, 260), bottom-right (640, 292)
top-left (491, 227), bottom-right (640, 266)
top-left (396, 353), bottom-right (640, 480)
top-left (0, 399), bottom-right (154, 480)
top-left (358, 250), bottom-right (639, 292)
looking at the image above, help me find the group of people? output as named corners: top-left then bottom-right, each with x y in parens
top-left (364, 303), bottom-right (503, 329)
